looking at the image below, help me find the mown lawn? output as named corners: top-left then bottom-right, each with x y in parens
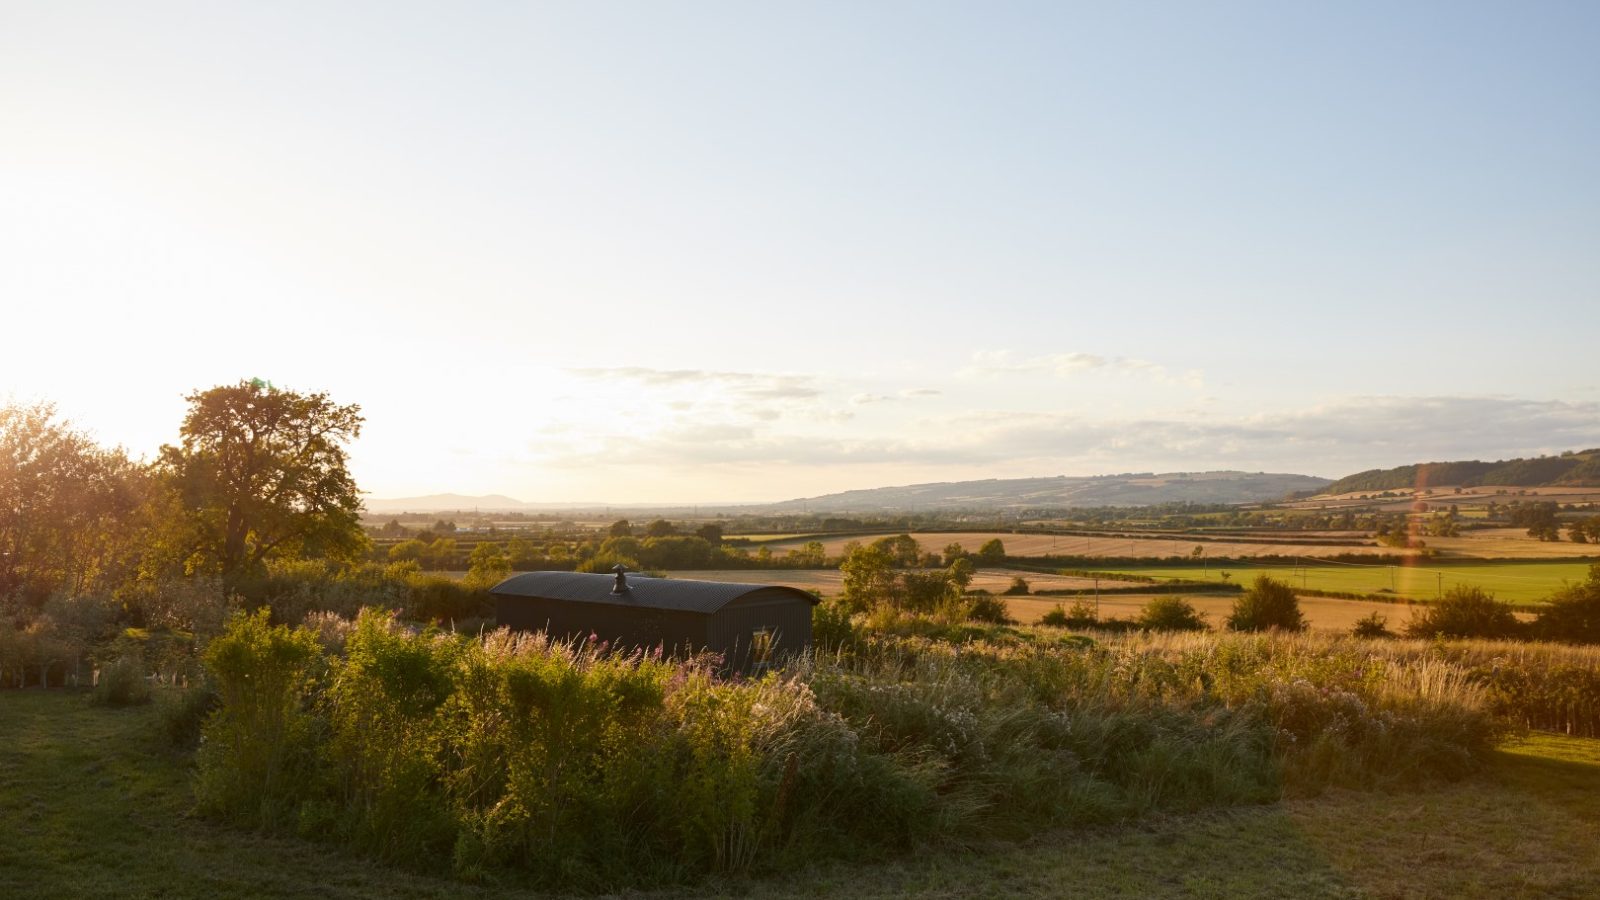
top-left (1099, 561), bottom-right (1594, 605)
top-left (2, 690), bottom-right (1598, 899)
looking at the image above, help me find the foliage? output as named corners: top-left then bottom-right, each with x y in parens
top-left (1038, 604), bottom-right (1072, 628)
top-left (10, 689), bottom-right (1600, 899)
top-left (0, 402), bottom-right (148, 610)
top-left (1135, 596), bottom-right (1208, 632)
top-left (1405, 586), bottom-right (1523, 640)
top-left (1227, 577), bottom-right (1306, 632)
top-left (156, 381), bottom-right (366, 587)
top-left (810, 596), bottom-right (857, 648)
top-left (91, 654), bottom-right (151, 707)
top-left (190, 611), bottom-right (1520, 889)
top-left (975, 538), bottom-right (1006, 564)
top-left (1003, 576), bottom-right (1030, 595)
top-left (869, 534), bottom-right (921, 566)
top-left (839, 544), bottom-right (898, 613)
top-left (194, 609), bottom-right (325, 829)
top-left (160, 683), bottom-right (220, 748)
top-left (1039, 600), bottom-right (1099, 629)
top-left (575, 554), bottom-right (640, 576)
top-left (964, 593), bottom-right (1013, 624)
top-left (1531, 564), bottom-right (1600, 644)
top-left (1351, 612), bottom-right (1394, 639)
top-left (462, 542), bottom-right (511, 591)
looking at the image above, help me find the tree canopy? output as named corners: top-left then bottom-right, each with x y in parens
top-left (158, 381), bottom-right (366, 585)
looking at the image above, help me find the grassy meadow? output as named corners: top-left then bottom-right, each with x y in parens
top-left (1096, 561), bottom-right (1594, 605)
top-left (4, 636), bottom-right (1600, 899)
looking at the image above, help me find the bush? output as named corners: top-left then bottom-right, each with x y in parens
top-left (160, 684), bottom-right (219, 747)
top-left (812, 597), bottom-right (857, 648)
top-left (1003, 576), bottom-right (1030, 595)
top-left (1405, 586), bottom-right (1522, 640)
top-left (1531, 564), bottom-right (1600, 644)
top-left (405, 575), bottom-right (490, 624)
top-left (1351, 612), bottom-right (1395, 639)
top-left (1227, 577), bottom-right (1306, 632)
top-left (965, 593), bottom-right (1013, 624)
top-left (1039, 604), bottom-right (1072, 627)
top-left (194, 610), bottom-right (325, 830)
top-left (92, 654), bottom-right (151, 706)
top-left (1136, 596), bottom-right (1208, 632)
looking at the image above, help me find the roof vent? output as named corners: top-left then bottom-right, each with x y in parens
top-left (611, 563), bottom-right (630, 594)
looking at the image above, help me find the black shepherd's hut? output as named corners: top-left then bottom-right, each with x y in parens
top-left (490, 566), bottom-right (817, 672)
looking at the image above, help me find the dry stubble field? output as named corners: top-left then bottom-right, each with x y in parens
top-left (755, 531), bottom-right (1400, 559)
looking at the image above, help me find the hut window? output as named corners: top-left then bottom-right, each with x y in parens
top-left (750, 629), bottom-right (774, 670)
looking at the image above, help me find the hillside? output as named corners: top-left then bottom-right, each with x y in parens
top-left (1325, 449), bottom-right (1600, 494)
top-left (765, 471), bottom-right (1331, 513)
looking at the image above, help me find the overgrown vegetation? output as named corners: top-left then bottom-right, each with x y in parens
top-left (7, 690), bottom-right (1600, 900)
top-left (187, 608), bottom-right (1517, 889)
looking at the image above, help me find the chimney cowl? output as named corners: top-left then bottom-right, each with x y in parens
top-left (611, 563), bottom-right (630, 594)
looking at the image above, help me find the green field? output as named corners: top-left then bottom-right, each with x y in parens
top-left (1099, 561), bottom-right (1596, 605)
top-left (3, 690), bottom-right (1598, 899)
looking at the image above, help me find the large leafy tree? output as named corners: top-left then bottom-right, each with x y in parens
top-left (0, 402), bottom-right (146, 610)
top-left (159, 381), bottom-right (367, 585)
top-left (1225, 576), bottom-right (1307, 633)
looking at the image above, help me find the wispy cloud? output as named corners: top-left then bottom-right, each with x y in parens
top-left (962, 350), bottom-right (1204, 389)
top-left (569, 366), bottom-right (822, 401)
top-left (531, 395), bottom-right (1600, 478)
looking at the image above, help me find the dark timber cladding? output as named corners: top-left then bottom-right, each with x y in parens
top-left (490, 566), bottom-right (817, 671)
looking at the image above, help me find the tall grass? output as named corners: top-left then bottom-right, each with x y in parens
top-left (191, 610), bottom-right (1531, 889)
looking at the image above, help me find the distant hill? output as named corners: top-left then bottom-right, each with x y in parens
top-left (1323, 449), bottom-right (1600, 495)
top-left (764, 471), bottom-right (1332, 513)
top-left (363, 493), bottom-right (532, 514)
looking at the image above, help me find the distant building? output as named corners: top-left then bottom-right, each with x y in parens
top-left (490, 565), bottom-right (817, 673)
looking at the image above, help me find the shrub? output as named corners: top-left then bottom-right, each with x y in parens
top-left (160, 683), bottom-right (219, 748)
top-left (1351, 612), bottom-right (1395, 639)
top-left (1136, 596), bottom-right (1208, 632)
top-left (194, 610), bottom-right (325, 830)
top-left (1003, 576), bottom-right (1030, 595)
top-left (92, 654), bottom-right (151, 706)
top-left (1405, 586), bottom-right (1522, 640)
top-left (811, 596), bottom-right (857, 648)
top-left (1531, 564), bottom-right (1600, 644)
top-left (966, 593), bottom-right (1013, 624)
top-left (1227, 577), bottom-right (1306, 632)
top-left (1040, 599), bottom-right (1112, 629)
top-left (405, 575), bottom-right (490, 624)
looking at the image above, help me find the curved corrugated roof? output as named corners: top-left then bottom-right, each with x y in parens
top-left (489, 571), bottom-right (820, 614)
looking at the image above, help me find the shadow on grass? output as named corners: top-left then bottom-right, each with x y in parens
top-left (3, 690), bottom-right (1599, 900)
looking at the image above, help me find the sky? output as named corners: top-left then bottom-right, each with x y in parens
top-left (2, 1), bottom-right (1598, 503)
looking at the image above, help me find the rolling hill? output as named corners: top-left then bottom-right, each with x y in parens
top-left (763, 471), bottom-right (1332, 513)
top-left (1324, 449), bottom-right (1600, 495)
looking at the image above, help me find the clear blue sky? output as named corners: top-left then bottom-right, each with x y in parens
top-left (2, 2), bottom-right (1597, 501)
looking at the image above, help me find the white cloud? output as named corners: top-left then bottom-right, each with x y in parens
top-left (529, 394), bottom-right (1600, 480)
top-left (961, 350), bottom-right (1205, 389)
